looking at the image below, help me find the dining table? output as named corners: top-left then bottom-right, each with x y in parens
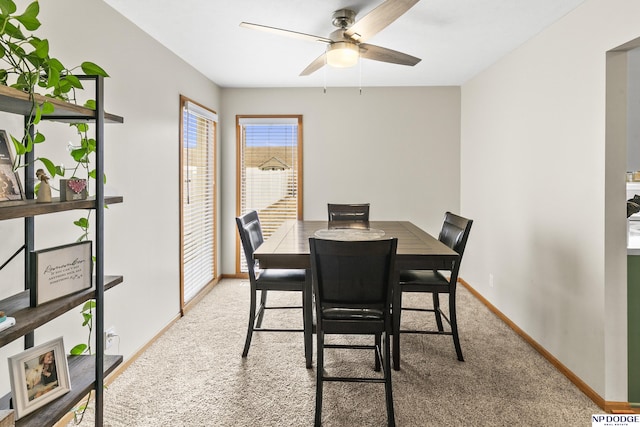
top-left (253, 220), bottom-right (460, 368)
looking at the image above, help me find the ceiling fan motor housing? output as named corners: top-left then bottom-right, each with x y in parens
top-left (332, 9), bottom-right (356, 28)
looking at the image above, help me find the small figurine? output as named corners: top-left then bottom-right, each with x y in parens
top-left (36, 169), bottom-right (52, 203)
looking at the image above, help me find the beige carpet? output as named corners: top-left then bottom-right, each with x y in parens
top-left (67, 278), bottom-right (600, 426)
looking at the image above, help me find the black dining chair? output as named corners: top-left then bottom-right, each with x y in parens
top-left (393, 211), bottom-right (473, 369)
top-left (309, 237), bottom-right (398, 427)
top-left (327, 203), bottom-right (370, 222)
top-left (236, 210), bottom-right (312, 367)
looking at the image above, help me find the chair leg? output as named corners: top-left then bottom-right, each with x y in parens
top-left (392, 288), bottom-right (402, 371)
top-left (433, 293), bottom-right (444, 332)
top-left (242, 285), bottom-right (258, 358)
top-left (255, 290), bottom-right (268, 328)
top-left (314, 330), bottom-right (324, 427)
top-left (383, 331), bottom-right (396, 427)
top-left (374, 333), bottom-right (381, 372)
top-left (304, 271), bottom-right (313, 369)
top-left (449, 290), bottom-right (464, 362)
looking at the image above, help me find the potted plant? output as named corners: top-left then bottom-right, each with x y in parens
top-left (1, 0), bottom-right (110, 234)
top-left (0, 0), bottom-right (108, 188)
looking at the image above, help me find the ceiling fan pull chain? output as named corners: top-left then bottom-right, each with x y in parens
top-left (323, 57), bottom-right (327, 94)
top-left (359, 59), bottom-right (362, 95)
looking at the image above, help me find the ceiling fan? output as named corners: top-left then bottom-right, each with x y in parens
top-left (240, 0), bottom-right (422, 76)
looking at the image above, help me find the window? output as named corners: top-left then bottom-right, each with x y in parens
top-left (180, 96), bottom-right (217, 309)
top-left (236, 115), bottom-right (303, 273)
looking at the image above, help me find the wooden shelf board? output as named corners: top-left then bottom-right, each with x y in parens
top-left (0, 354), bottom-right (123, 427)
top-left (0, 85), bottom-right (123, 123)
top-left (0, 276), bottom-right (124, 347)
top-left (0, 196), bottom-right (123, 221)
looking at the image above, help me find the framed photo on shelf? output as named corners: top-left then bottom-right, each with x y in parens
top-left (30, 241), bottom-right (93, 307)
top-left (0, 129), bottom-right (24, 202)
top-left (8, 337), bottom-right (71, 420)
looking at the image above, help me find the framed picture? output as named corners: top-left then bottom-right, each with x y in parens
top-left (30, 241), bottom-right (93, 307)
top-left (8, 337), bottom-right (71, 420)
top-left (0, 129), bottom-right (24, 202)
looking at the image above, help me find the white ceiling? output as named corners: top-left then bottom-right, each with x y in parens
top-left (103, 0), bottom-right (587, 88)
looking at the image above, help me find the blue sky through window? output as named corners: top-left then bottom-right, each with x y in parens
top-left (245, 125), bottom-right (298, 147)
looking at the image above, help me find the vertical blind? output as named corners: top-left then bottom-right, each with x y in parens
top-left (238, 116), bottom-right (301, 272)
top-left (182, 100), bottom-right (217, 303)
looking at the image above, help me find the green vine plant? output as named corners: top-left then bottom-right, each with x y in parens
top-left (70, 299), bottom-right (96, 424)
top-left (70, 300), bottom-right (95, 356)
top-left (0, 1), bottom-right (108, 170)
top-left (0, 0), bottom-right (109, 239)
top-left (68, 115), bottom-right (106, 243)
top-left (0, 0), bottom-right (109, 355)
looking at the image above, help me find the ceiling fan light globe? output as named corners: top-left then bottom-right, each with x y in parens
top-left (326, 42), bottom-right (359, 68)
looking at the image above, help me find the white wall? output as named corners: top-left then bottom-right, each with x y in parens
top-left (461, 0), bottom-right (640, 401)
top-left (628, 48), bottom-right (640, 172)
top-left (0, 0), bottom-right (221, 394)
top-left (220, 87), bottom-right (461, 274)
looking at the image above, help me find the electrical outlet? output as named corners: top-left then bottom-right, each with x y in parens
top-left (489, 273), bottom-right (494, 288)
top-left (104, 327), bottom-right (117, 350)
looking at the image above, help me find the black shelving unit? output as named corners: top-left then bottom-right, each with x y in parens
top-left (0, 79), bottom-right (123, 426)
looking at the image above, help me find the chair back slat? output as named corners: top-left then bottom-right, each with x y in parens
top-left (438, 211), bottom-right (473, 279)
top-left (310, 238), bottom-right (397, 311)
top-left (439, 223), bottom-right (465, 252)
top-left (236, 210), bottom-right (264, 274)
top-left (327, 203), bottom-right (370, 222)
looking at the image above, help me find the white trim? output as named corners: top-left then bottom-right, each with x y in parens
top-left (238, 117), bottom-right (298, 125)
top-left (185, 101), bottom-right (217, 122)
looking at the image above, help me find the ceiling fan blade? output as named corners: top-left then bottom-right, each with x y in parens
top-left (344, 0), bottom-right (420, 43)
top-left (299, 53), bottom-right (327, 76)
top-left (359, 43), bottom-right (421, 66)
top-left (240, 22), bottom-right (332, 44)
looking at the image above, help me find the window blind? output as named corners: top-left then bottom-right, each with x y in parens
top-left (182, 100), bottom-right (216, 303)
top-left (237, 116), bottom-right (301, 272)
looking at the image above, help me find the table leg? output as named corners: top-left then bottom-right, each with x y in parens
top-left (392, 275), bottom-right (401, 371)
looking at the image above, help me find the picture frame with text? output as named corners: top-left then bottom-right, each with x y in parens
top-left (29, 241), bottom-right (93, 307)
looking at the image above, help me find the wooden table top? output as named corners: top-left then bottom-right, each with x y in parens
top-left (254, 220), bottom-right (459, 270)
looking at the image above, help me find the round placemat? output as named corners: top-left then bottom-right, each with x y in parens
top-left (313, 228), bottom-right (386, 241)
